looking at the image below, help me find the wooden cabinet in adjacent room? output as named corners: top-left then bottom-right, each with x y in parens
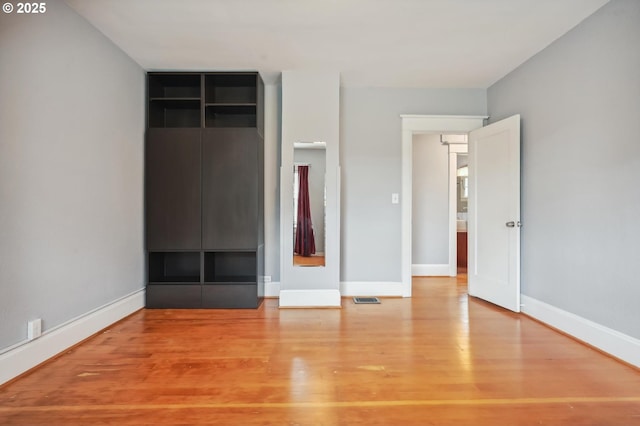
top-left (457, 231), bottom-right (468, 269)
top-left (145, 72), bottom-right (264, 309)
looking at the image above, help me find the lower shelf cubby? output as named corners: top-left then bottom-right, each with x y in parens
top-left (145, 251), bottom-right (262, 309)
top-left (148, 251), bottom-right (201, 283)
top-left (204, 251), bottom-right (256, 283)
top-left (202, 284), bottom-right (260, 309)
top-left (146, 284), bottom-right (202, 308)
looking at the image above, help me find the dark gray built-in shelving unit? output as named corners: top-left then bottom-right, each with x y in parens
top-left (145, 72), bottom-right (264, 308)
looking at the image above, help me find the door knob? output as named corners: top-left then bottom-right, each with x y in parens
top-left (506, 221), bottom-right (516, 227)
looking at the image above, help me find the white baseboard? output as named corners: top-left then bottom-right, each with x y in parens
top-left (521, 295), bottom-right (640, 368)
top-left (279, 289), bottom-right (341, 307)
top-left (266, 282), bottom-right (403, 298)
top-left (265, 281), bottom-right (281, 297)
top-left (0, 289), bottom-right (145, 386)
top-left (340, 281), bottom-right (403, 297)
top-left (412, 263), bottom-right (451, 276)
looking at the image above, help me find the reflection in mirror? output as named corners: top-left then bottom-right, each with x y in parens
top-left (293, 142), bottom-right (326, 267)
top-left (457, 154), bottom-right (468, 221)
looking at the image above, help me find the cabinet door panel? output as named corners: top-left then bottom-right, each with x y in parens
top-left (202, 285), bottom-right (259, 308)
top-left (146, 285), bottom-right (202, 308)
top-left (202, 129), bottom-right (259, 249)
top-left (146, 128), bottom-right (201, 249)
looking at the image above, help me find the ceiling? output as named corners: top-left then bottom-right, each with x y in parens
top-left (65, 0), bottom-right (610, 88)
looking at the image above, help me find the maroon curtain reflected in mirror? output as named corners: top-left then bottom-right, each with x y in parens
top-left (294, 166), bottom-right (316, 257)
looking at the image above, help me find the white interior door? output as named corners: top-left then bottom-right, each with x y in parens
top-left (468, 115), bottom-right (521, 312)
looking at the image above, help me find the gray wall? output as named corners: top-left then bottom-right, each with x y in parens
top-left (263, 85), bottom-right (281, 282)
top-left (412, 134), bottom-right (449, 265)
top-left (0, 0), bottom-right (145, 350)
top-left (340, 87), bottom-right (487, 282)
top-left (488, 0), bottom-right (640, 339)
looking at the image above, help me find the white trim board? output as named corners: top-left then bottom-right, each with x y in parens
top-left (0, 289), bottom-right (145, 386)
top-left (522, 295), bottom-right (640, 368)
top-left (279, 289), bottom-right (341, 308)
top-left (265, 281), bottom-right (281, 297)
top-left (268, 282), bottom-right (404, 298)
top-left (412, 264), bottom-right (450, 277)
top-left (341, 281), bottom-right (403, 297)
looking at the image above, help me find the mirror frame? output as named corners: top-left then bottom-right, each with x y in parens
top-left (279, 70), bottom-right (341, 307)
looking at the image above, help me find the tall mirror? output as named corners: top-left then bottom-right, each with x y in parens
top-left (279, 70), bottom-right (340, 308)
top-left (293, 141), bottom-right (326, 267)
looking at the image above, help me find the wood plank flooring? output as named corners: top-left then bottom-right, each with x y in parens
top-left (293, 254), bottom-right (326, 267)
top-left (1, 275), bottom-right (640, 425)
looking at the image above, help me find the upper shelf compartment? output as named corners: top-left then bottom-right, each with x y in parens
top-left (148, 74), bottom-right (202, 128)
top-left (149, 74), bottom-right (201, 100)
top-left (205, 73), bottom-right (257, 105)
top-left (147, 72), bottom-right (262, 129)
top-left (205, 73), bottom-right (259, 128)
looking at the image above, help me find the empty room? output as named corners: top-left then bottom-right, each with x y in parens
top-left (1, 0), bottom-right (639, 424)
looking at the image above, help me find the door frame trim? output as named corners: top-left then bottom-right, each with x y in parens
top-left (400, 115), bottom-right (487, 297)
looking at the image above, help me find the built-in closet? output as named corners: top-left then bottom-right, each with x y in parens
top-left (145, 72), bottom-right (264, 308)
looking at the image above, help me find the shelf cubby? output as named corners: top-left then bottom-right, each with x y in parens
top-left (204, 251), bottom-right (257, 283)
top-left (205, 105), bottom-right (257, 128)
top-left (149, 74), bottom-right (201, 99)
top-left (149, 99), bottom-right (201, 128)
top-left (205, 74), bottom-right (257, 104)
top-left (148, 252), bottom-right (201, 283)
top-left (148, 74), bottom-right (202, 128)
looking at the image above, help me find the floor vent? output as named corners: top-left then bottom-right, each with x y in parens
top-left (353, 297), bottom-right (381, 304)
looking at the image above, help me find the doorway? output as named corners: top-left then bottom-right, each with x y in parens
top-left (400, 115), bottom-right (487, 297)
top-left (455, 152), bottom-right (469, 274)
top-left (411, 135), bottom-right (468, 278)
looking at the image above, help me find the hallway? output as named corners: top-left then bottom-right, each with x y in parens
top-left (1, 276), bottom-right (639, 425)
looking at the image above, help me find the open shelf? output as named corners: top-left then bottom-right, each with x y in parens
top-left (147, 73), bottom-right (259, 128)
top-left (204, 251), bottom-right (256, 283)
top-left (205, 105), bottom-right (256, 128)
top-left (148, 252), bottom-right (201, 283)
top-left (205, 74), bottom-right (257, 104)
top-left (149, 99), bottom-right (201, 128)
top-left (149, 74), bottom-right (201, 99)
top-left (148, 74), bottom-right (202, 128)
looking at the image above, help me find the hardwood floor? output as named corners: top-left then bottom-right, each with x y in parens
top-left (1, 275), bottom-right (640, 425)
top-left (293, 254), bottom-right (326, 267)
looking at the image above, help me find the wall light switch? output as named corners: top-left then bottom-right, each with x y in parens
top-left (391, 193), bottom-right (399, 204)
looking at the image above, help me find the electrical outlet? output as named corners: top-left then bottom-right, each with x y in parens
top-left (28, 318), bottom-right (42, 340)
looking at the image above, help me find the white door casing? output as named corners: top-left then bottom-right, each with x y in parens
top-left (468, 115), bottom-right (521, 312)
top-left (400, 115), bottom-right (487, 297)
